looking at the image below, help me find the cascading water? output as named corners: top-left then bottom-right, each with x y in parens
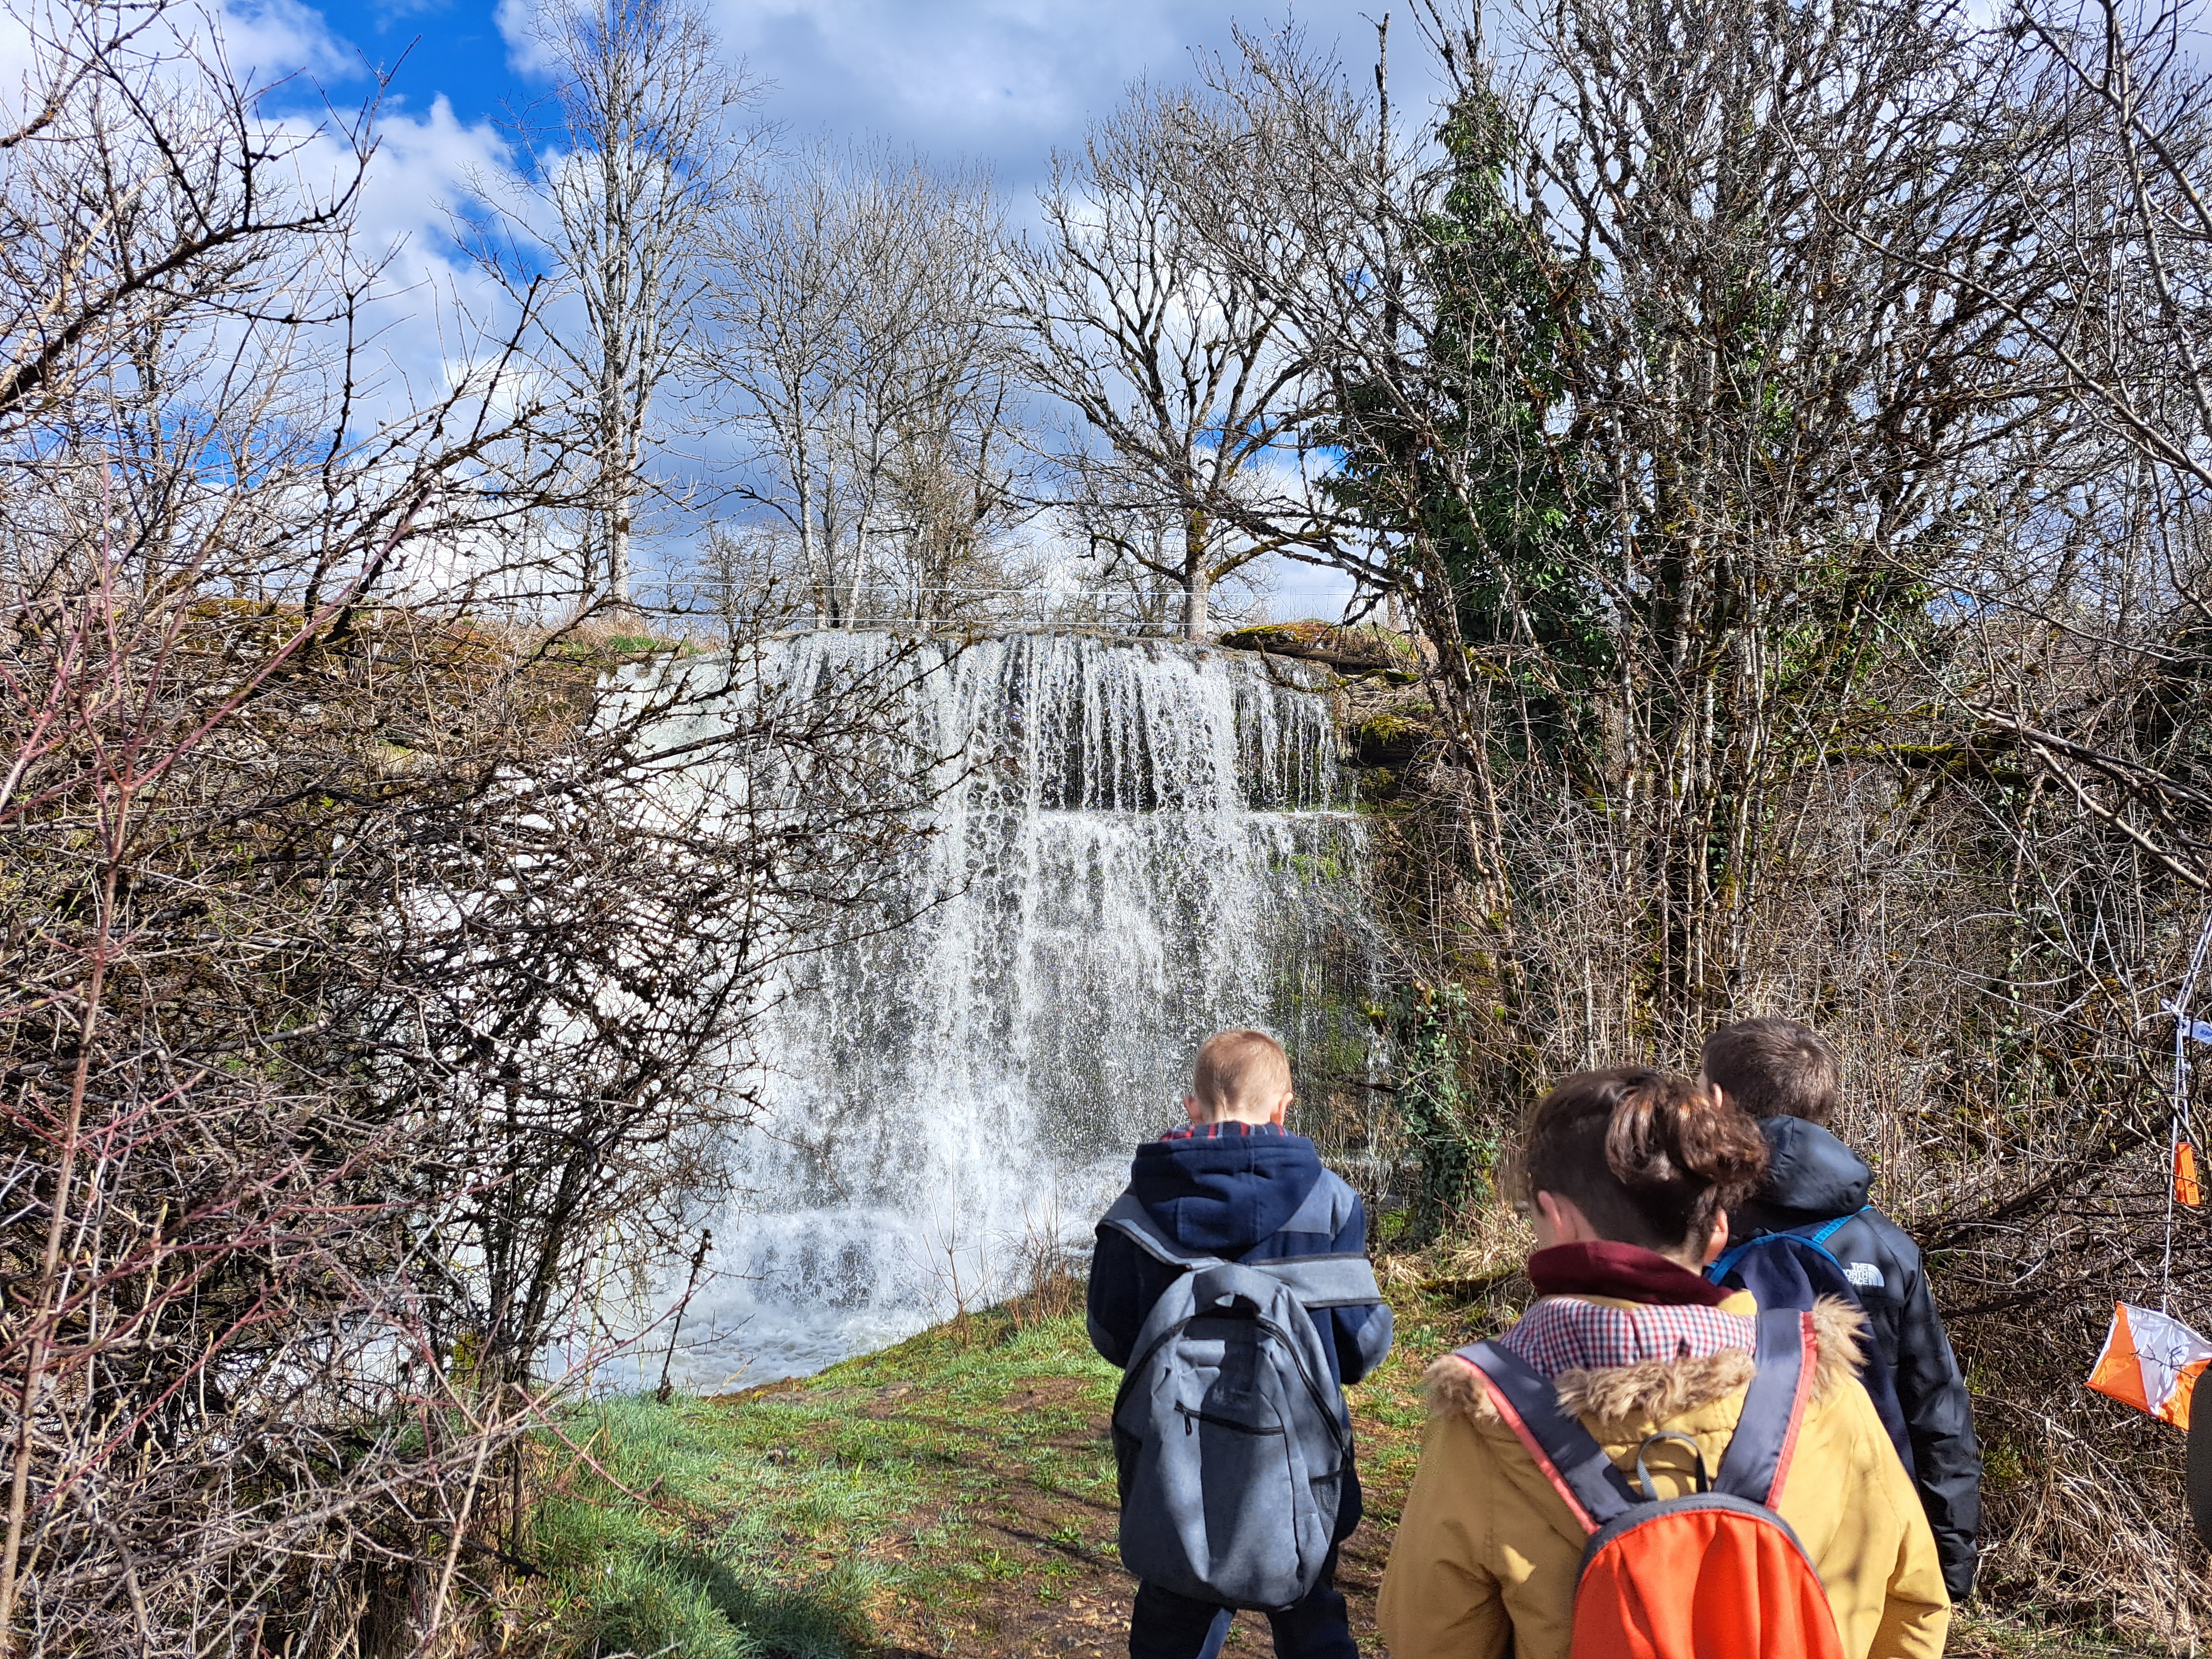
top-left (649, 630), bottom-right (1372, 1390)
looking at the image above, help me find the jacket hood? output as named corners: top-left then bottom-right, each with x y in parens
top-left (1739, 1117), bottom-right (1872, 1233)
top-left (1125, 1130), bottom-right (1325, 1256)
top-left (1423, 1296), bottom-right (1868, 1427)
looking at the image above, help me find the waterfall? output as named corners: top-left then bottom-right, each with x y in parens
top-left (647, 631), bottom-right (1371, 1390)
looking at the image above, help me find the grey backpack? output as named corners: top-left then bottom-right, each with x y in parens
top-left (1099, 1184), bottom-right (1382, 1610)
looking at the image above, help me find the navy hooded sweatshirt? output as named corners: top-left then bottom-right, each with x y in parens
top-left (1738, 1117), bottom-right (1983, 1602)
top-left (1086, 1123), bottom-right (1393, 1540)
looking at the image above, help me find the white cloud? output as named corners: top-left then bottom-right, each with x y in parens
top-left (494, 0), bottom-right (1445, 192)
top-left (55, 0), bottom-right (525, 422)
top-left (346, 95), bottom-right (513, 304)
top-left (715, 0), bottom-right (1185, 139)
top-left (331, 93), bottom-right (524, 396)
top-left (492, 0), bottom-right (548, 75)
top-left (207, 0), bottom-right (355, 86)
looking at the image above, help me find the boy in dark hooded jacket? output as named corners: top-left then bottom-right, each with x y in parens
top-left (1702, 1017), bottom-right (1982, 1604)
top-left (1088, 1028), bottom-right (1392, 1659)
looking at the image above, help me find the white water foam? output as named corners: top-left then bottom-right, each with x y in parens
top-left (609, 631), bottom-right (1367, 1391)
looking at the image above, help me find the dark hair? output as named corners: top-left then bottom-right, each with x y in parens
top-left (1701, 1018), bottom-right (1840, 1125)
top-left (1518, 1067), bottom-right (1769, 1254)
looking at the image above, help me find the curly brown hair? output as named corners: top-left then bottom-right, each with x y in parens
top-left (1518, 1067), bottom-right (1770, 1254)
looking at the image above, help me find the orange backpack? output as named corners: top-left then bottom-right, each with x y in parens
top-left (1456, 1307), bottom-right (1847, 1659)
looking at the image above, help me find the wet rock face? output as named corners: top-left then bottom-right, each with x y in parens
top-left (1213, 619), bottom-right (1440, 789)
top-left (1353, 708), bottom-right (1433, 769)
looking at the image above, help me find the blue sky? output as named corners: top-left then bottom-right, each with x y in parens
top-left (298, 0), bottom-right (1439, 199)
top-left (314, 0), bottom-right (517, 123)
top-left (199, 0), bottom-right (1412, 617)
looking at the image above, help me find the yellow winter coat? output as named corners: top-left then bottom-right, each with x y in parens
top-left (1377, 1293), bottom-right (1951, 1659)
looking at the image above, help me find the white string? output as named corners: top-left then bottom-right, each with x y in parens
top-left (2163, 914), bottom-right (2212, 1309)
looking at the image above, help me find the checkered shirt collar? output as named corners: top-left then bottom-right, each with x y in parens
top-left (1498, 1295), bottom-right (1758, 1378)
top-left (1159, 1119), bottom-right (1291, 1141)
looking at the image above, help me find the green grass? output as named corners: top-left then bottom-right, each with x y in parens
top-left (529, 1305), bottom-right (1121, 1656)
top-left (530, 1392), bottom-right (886, 1656)
top-left (523, 1282), bottom-right (2153, 1658)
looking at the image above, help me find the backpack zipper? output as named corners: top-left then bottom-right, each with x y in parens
top-left (1174, 1401), bottom-right (1286, 1435)
top-left (1253, 1316), bottom-right (1354, 1456)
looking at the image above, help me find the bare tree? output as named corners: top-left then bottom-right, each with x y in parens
top-left (473, 0), bottom-right (754, 609)
top-left (1900, 0), bottom-right (2212, 893)
top-left (1186, 5), bottom-right (2055, 1034)
top-left (0, 3), bottom-right (951, 1649)
top-left (705, 144), bottom-right (1029, 625)
top-left (1179, 5), bottom-right (2212, 1635)
top-left (876, 213), bottom-right (1037, 622)
top-left (1006, 77), bottom-right (1331, 640)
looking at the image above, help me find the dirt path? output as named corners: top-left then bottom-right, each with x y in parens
top-left (686, 1291), bottom-right (2092, 1659)
top-left (832, 1367), bottom-right (1418, 1658)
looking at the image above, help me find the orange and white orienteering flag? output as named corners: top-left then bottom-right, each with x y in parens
top-left (2088, 1303), bottom-right (2212, 1429)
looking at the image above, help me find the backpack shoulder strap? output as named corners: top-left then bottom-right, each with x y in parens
top-left (1280, 1170), bottom-right (1357, 1238)
top-left (1705, 1236), bottom-right (1756, 1284)
top-left (1262, 1171), bottom-right (1383, 1305)
top-left (1712, 1307), bottom-right (1818, 1507)
top-left (1803, 1204), bottom-right (1873, 1250)
top-left (1100, 1185), bottom-right (1383, 1307)
top-left (1454, 1341), bottom-right (1639, 1532)
top-left (1805, 1213), bottom-right (1851, 1248)
top-left (1252, 1253), bottom-right (1383, 1308)
top-left (1706, 1215), bottom-right (1859, 1287)
top-left (1806, 1204), bottom-right (1877, 1250)
top-left (1098, 1191), bottom-right (1228, 1271)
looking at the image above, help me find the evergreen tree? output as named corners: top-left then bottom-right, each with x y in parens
top-left (1321, 91), bottom-right (1607, 691)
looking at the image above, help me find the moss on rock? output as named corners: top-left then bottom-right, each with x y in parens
top-left (1218, 619), bottom-right (1425, 678)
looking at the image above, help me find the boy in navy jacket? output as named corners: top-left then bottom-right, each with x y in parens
top-left (1702, 1017), bottom-right (1982, 1603)
top-left (1088, 1029), bottom-right (1392, 1659)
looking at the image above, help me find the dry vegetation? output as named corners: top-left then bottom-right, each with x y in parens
top-left (9, 0), bottom-right (2212, 1649)
top-left (0, 4), bottom-right (953, 1649)
top-left (1183, 0), bottom-right (2212, 1638)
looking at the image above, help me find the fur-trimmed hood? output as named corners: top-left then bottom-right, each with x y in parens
top-left (1422, 1294), bottom-right (1868, 1427)
top-left (1377, 1291), bottom-right (1951, 1659)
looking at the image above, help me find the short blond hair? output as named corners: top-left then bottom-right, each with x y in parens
top-left (1191, 1029), bottom-right (1293, 1120)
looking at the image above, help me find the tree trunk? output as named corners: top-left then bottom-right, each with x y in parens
top-left (609, 503), bottom-right (631, 609)
top-left (1183, 570), bottom-right (1209, 640)
top-left (1183, 506), bottom-right (1211, 640)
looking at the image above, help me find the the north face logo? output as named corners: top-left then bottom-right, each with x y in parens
top-left (1846, 1261), bottom-right (1885, 1289)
